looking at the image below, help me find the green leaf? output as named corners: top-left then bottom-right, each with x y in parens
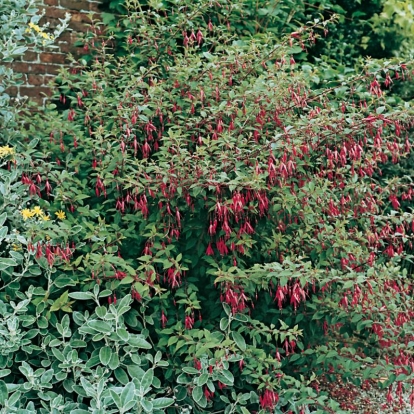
top-left (0, 213), bottom-right (7, 226)
top-left (99, 346), bottom-right (112, 366)
top-left (0, 226), bottom-right (8, 239)
top-left (0, 380), bottom-right (8, 405)
top-left (117, 327), bottom-right (129, 341)
top-left (140, 369), bottom-right (154, 393)
top-left (129, 335), bottom-right (151, 349)
top-left (220, 369), bottom-right (234, 385)
top-left (192, 385), bottom-right (203, 403)
top-left (220, 317), bottom-right (229, 331)
top-left (108, 352), bottom-right (120, 370)
top-left (0, 369), bottom-right (10, 378)
top-left (68, 292), bottom-right (94, 300)
top-left (88, 320), bottom-right (112, 333)
top-left (174, 385), bottom-right (187, 401)
top-left (140, 399), bottom-right (153, 413)
top-left (152, 397), bottom-right (175, 409)
top-left (197, 373), bottom-right (209, 386)
top-left (110, 389), bottom-right (122, 410)
top-left (114, 367), bottom-right (129, 385)
top-left (182, 367), bottom-right (199, 374)
top-left (121, 382), bottom-right (136, 409)
top-left (7, 391), bottom-right (21, 407)
top-left (231, 331), bottom-right (246, 351)
top-left (0, 257), bottom-right (16, 270)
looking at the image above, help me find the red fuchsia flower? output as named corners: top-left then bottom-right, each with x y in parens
top-left (95, 176), bottom-right (106, 197)
top-left (167, 268), bottom-right (181, 287)
top-left (217, 381), bottom-right (226, 390)
top-left (115, 270), bottom-right (127, 280)
top-left (67, 109), bottom-right (75, 121)
top-left (131, 288), bottom-right (142, 301)
top-left (372, 323), bottom-right (383, 339)
top-left (44, 180), bottom-right (52, 196)
top-left (256, 191), bottom-right (269, 216)
top-left (160, 310), bottom-right (168, 328)
top-left (222, 220), bottom-right (231, 238)
top-left (193, 358), bottom-right (201, 370)
top-left (351, 284), bottom-right (362, 306)
top-left (184, 314), bottom-right (194, 330)
top-left (290, 281), bottom-right (307, 310)
top-left (142, 141), bottom-right (151, 158)
top-left (339, 291), bottom-right (349, 309)
top-left (274, 286), bottom-right (288, 309)
top-left (259, 389), bottom-right (279, 411)
top-left (386, 385), bottom-right (394, 405)
top-left (196, 29), bottom-right (203, 45)
top-left (369, 78), bottom-right (382, 97)
top-left (204, 387), bottom-right (214, 401)
top-left (216, 239), bottom-right (229, 256)
top-left (206, 243), bottom-right (214, 255)
top-left (108, 294), bottom-right (117, 305)
top-left (45, 244), bottom-right (55, 267)
top-left (36, 242), bottom-right (43, 259)
top-left (384, 244), bottom-right (395, 258)
top-left (389, 194), bottom-right (400, 209)
top-left (222, 283), bottom-right (248, 314)
top-left (384, 73), bottom-right (393, 88)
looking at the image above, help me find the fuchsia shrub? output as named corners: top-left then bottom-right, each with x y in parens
top-left (14, 0), bottom-right (414, 412)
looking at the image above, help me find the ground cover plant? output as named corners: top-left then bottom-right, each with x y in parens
top-left (2, 0), bottom-right (414, 412)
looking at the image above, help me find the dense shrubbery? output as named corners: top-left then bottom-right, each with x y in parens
top-left (2, 0), bottom-right (414, 413)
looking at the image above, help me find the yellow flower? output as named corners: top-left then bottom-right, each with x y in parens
top-left (12, 244), bottom-right (22, 251)
top-left (55, 210), bottom-right (66, 220)
top-left (0, 145), bottom-right (15, 158)
top-left (32, 206), bottom-right (43, 216)
top-left (21, 208), bottom-right (35, 220)
top-left (41, 214), bottom-right (50, 221)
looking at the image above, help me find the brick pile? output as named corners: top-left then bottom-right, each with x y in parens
top-left (11, 0), bottom-right (102, 105)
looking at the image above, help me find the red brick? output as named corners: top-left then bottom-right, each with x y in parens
top-left (27, 74), bottom-right (45, 86)
top-left (44, 7), bottom-right (67, 19)
top-left (89, 2), bottom-right (101, 12)
top-left (6, 87), bottom-right (18, 97)
top-left (26, 63), bottom-right (49, 74)
top-left (40, 52), bottom-right (67, 64)
top-left (19, 86), bottom-right (53, 98)
top-left (57, 32), bottom-right (74, 43)
top-left (58, 42), bottom-right (70, 53)
top-left (45, 64), bottom-right (62, 75)
top-left (40, 17), bottom-right (62, 29)
top-left (22, 51), bottom-right (38, 62)
top-left (59, 0), bottom-right (91, 11)
top-left (11, 62), bottom-right (29, 73)
top-left (44, 75), bottom-right (55, 85)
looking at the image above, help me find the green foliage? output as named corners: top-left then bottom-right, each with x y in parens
top-left (4, 0), bottom-right (414, 413)
top-left (0, 0), bottom-right (69, 141)
top-left (0, 287), bottom-right (173, 413)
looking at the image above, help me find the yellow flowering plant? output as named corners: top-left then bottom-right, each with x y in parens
top-left (0, 146), bottom-right (15, 158)
top-left (1, 0), bottom-right (69, 146)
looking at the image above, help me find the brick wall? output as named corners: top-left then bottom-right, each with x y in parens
top-left (11, 0), bottom-right (103, 105)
